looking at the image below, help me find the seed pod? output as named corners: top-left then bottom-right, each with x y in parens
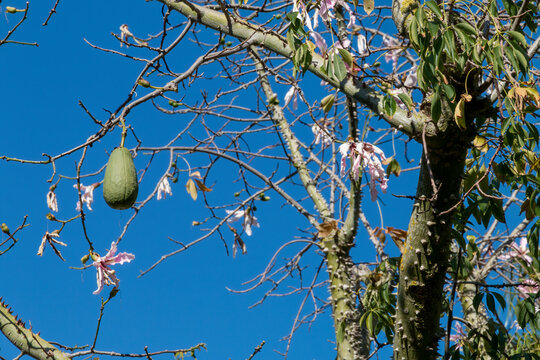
top-left (103, 147), bottom-right (138, 210)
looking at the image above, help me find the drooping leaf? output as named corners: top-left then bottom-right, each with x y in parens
top-left (185, 178), bottom-right (198, 200)
top-left (454, 98), bottom-right (466, 129)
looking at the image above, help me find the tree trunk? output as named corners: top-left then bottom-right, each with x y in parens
top-left (394, 128), bottom-right (469, 359)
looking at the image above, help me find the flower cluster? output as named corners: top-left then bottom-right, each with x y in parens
top-left (383, 36), bottom-right (400, 68)
top-left (339, 140), bottom-right (388, 200)
top-left (312, 123), bottom-right (332, 147)
top-left (92, 242), bottom-right (135, 295)
top-left (226, 209), bottom-right (259, 236)
top-left (498, 238), bottom-right (532, 264)
top-left (157, 177), bottom-right (173, 200)
top-left (73, 183), bottom-right (99, 211)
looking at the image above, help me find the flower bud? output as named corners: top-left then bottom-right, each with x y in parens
top-left (320, 94), bottom-right (335, 113)
top-left (137, 79), bottom-right (150, 88)
top-left (5, 6), bottom-right (18, 13)
top-left (1, 223), bottom-right (9, 234)
top-left (81, 254), bottom-right (90, 264)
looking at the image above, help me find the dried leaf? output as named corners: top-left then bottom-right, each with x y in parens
top-left (461, 93), bottom-right (472, 102)
top-left (194, 179), bottom-right (212, 192)
top-left (185, 178), bottom-right (198, 200)
top-left (316, 220), bottom-right (338, 238)
top-left (363, 0), bottom-right (374, 15)
top-left (386, 226), bottom-right (407, 253)
top-left (190, 171), bottom-right (202, 179)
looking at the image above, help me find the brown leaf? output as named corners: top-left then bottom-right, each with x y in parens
top-left (185, 178), bottom-right (198, 200)
top-left (386, 226), bottom-right (407, 253)
top-left (316, 220), bottom-right (338, 238)
top-left (194, 179), bottom-right (212, 192)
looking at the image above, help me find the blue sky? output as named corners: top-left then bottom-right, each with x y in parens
top-left (0, 1), bottom-right (423, 359)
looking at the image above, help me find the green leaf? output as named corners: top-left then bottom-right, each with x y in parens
top-left (366, 312), bottom-right (374, 335)
top-left (455, 22), bottom-right (477, 36)
top-left (333, 53), bottom-right (347, 82)
top-left (397, 92), bottom-right (413, 110)
top-left (473, 292), bottom-right (484, 310)
top-left (383, 95), bottom-right (397, 117)
top-left (337, 48), bottom-right (353, 67)
top-left (443, 30), bottom-right (456, 61)
top-left (493, 292), bottom-right (507, 311)
top-left (486, 293), bottom-right (496, 313)
top-left (492, 44), bottom-right (504, 75)
top-left (507, 30), bottom-right (527, 47)
top-left (491, 198), bottom-right (506, 223)
top-left (442, 83), bottom-right (456, 101)
top-left (425, 1), bottom-right (443, 19)
top-left (409, 16), bottom-right (420, 48)
top-left (287, 30), bottom-right (296, 51)
top-left (513, 46), bottom-right (529, 74)
top-left (431, 86), bottom-right (442, 122)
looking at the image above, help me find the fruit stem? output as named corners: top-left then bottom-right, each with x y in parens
top-left (120, 117), bottom-right (127, 147)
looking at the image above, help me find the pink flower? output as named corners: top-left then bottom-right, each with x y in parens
top-left (449, 322), bottom-right (466, 349)
top-left (318, 0), bottom-right (337, 22)
top-left (517, 279), bottom-right (539, 298)
top-left (226, 209), bottom-right (259, 236)
top-left (47, 191), bottom-right (58, 212)
top-left (317, 0), bottom-right (354, 27)
top-left (157, 177), bottom-right (172, 200)
top-left (310, 31), bottom-right (328, 54)
top-left (92, 242), bottom-right (135, 295)
top-left (312, 123), bottom-right (332, 147)
top-left (339, 140), bottom-right (388, 200)
top-left (383, 36), bottom-right (400, 68)
top-left (73, 183), bottom-right (98, 211)
top-left (498, 238), bottom-right (533, 264)
top-left (284, 86), bottom-right (298, 110)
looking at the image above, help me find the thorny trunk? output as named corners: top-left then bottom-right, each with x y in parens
top-left (393, 126), bottom-right (470, 359)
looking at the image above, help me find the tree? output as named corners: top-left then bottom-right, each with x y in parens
top-left (1, 0), bottom-right (539, 359)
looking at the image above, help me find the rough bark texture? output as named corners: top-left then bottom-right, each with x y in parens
top-left (393, 122), bottom-right (471, 359)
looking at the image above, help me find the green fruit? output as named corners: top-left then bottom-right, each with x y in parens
top-left (103, 147), bottom-right (138, 210)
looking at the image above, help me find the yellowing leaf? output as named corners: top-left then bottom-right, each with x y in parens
top-left (194, 179), bottom-right (212, 192)
top-left (306, 40), bottom-right (316, 54)
top-left (185, 178), bottom-right (197, 200)
top-left (454, 98), bottom-right (466, 129)
top-left (363, 0), bottom-right (374, 15)
top-left (525, 87), bottom-right (540, 107)
top-left (473, 135), bottom-right (488, 152)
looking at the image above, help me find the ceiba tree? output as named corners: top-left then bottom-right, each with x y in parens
top-left (1, 0), bottom-right (539, 359)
